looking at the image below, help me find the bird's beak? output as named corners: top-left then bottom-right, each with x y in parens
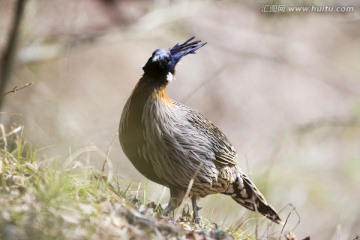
top-left (169, 37), bottom-right (207, 65)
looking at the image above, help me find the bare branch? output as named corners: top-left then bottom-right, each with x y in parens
top-left (1, 82), bottom-right (33, 98)
top-left (0, 0), bottom-right (28, 107)
top-left (280, 211), bottom-right (292, 236)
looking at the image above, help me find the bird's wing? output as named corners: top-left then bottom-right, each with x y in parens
top-left (174, 102), bottom-right (238, 166)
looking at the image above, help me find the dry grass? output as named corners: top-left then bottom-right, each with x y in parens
top-left (1, 125), bottom-right (260, 240)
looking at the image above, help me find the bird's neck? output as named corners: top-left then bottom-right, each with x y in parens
top-left (154, 87), bottom-right (172, 104)
top-left (134, 76), bottom-right (173, 105)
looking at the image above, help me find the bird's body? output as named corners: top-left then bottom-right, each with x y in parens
top-left (119, 38), bottom-right (282, 224)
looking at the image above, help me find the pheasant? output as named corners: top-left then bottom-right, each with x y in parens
top-left (119, 37), bottom-right (282, 224)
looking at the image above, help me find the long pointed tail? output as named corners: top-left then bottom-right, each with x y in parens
top-left (225, 172), bottom-right (283, 224)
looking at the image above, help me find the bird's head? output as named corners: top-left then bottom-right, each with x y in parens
top-left (142, 37), bottom-right (206, 84)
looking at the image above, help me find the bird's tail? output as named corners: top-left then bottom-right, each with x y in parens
top-left (224, 172), bottom-right (283, 224)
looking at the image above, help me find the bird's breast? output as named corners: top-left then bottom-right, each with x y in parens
top-left (119, 85), bottom-right (175, 185)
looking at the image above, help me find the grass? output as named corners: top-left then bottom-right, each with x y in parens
top-left (0, 125), bottom-right (293, 239)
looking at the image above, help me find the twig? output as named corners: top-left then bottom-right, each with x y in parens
top-left (251, 195), bottom-right (259, 240)
top-left (274, 203), bottom-right (301, 240)
top-left (135, 182), bottom-right (142, 200)
top-left (0, 124), bottom-right (23, 143)
top-left (0, 0), bottom-right (28, 107)
top-left (156, 187), bottom-right (167, 206)
top-left (1, 82), bottom-right (33, 98)
top-left (280, 212), bottom-right (292, 237)
top-left (101, 133), bottom-right (118, 182)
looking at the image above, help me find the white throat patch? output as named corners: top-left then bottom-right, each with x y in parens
top-left (166, 72), bottom-right (173, 82)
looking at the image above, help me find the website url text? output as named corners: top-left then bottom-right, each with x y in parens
top-left (261, 5), bottom-right (354, 13)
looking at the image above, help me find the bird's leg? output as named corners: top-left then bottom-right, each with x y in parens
top-left (163, 197), bottom-right (181, 216)
top-left (191, 196), bottom-right (202, 223)
top-left (163, 189), bottom-right (184, 217)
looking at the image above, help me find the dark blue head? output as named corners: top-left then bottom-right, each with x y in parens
top-left (142, 37), bottom-right (206, 83)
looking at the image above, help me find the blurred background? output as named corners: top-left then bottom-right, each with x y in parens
top-left (1, 0), bottom-right (359, 239)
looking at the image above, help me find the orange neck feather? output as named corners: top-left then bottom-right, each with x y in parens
top-left (155, 87), bottom-right (173, 105)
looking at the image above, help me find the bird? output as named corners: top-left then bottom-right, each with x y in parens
top-left (119, 37), bottom-right (282, 224)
